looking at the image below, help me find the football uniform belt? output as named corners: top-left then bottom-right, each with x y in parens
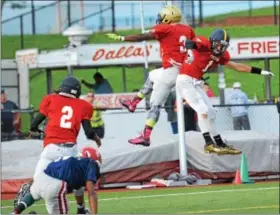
top-left (57, 143), bottom-right (76, 147)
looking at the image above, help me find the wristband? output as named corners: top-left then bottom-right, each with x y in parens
top-left (251, 66), bottom-right (262, 74)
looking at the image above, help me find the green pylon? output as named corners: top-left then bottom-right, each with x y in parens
top-left (240, 154), bottom-right (254, 184)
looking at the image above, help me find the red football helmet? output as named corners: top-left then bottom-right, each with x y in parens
top-left (80, 147), bottom-right (102, 165)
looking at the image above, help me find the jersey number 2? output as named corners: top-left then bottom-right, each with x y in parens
top-left (60, 106), bottom-right (73, 128)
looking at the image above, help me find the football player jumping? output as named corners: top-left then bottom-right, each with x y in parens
top-left (14, 77), bottom-right (101, 214)
top-left (106, 5), bottom-right (195, 147)
top-left (176, 29), bottom-right (274, 155)
top-left (12, 147), bottom-right (101, 214)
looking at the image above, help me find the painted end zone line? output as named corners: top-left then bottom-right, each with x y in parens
top-left (1, 186), bottom-right (278, 209)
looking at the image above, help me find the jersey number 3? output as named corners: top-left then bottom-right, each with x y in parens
top-left (60, 106), bottom-right (73, 128)
top-left (179, 35), bottom-right (187, 53)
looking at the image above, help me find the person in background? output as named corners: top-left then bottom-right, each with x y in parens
top-left (203, 82), bottom-right (215, 97)
top-left (85, 91), bottom-right (105, 139)
top-left (1, 89), bottom-right (21, 141)
top-left (164, 89), bottom-right (178, 134)
top-left (227, 82), bottom-right (251, 130)
top-left (81, 72), bottom-right (113, 94)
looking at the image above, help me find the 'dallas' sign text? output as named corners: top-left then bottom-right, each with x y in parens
top-left (92, 44), bottom-right (155, 62)
top-left (74, 36), bottom-right (280, 66)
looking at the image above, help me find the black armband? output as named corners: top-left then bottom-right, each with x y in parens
top-left (30, 113), bottom-right (46, 132)
top-left (251, 66), bottom-right (262, 74)
top-left (185, 40), bottom-right (197, 49)
top-left (82, 120), bottom-right (96, 139)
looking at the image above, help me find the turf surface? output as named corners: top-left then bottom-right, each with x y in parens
top-left (1, 182), bottom-right (279, 214)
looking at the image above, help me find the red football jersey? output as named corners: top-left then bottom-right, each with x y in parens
top-left (152, 23), bottom-right (195, 68)
top-left (180, 36), bottom-right (231, 80)
top-left (39, 94), bottom-right (93, 147)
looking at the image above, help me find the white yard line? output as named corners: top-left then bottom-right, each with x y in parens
top-left (1, 186), bottom-right (278, 209)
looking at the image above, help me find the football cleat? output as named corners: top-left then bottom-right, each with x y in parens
top-left (14, 183), bottom-right (32, 208)
top-left (128, 134), bottom-right (150, 147)
top-left (220, 144), bottom-right (242, 155)
top-left (77, 207), bottom-right (91, 214)
top-left (119, 99), bottom-right (136, 113)
top-left (204, 143), bottom-right (228, 155)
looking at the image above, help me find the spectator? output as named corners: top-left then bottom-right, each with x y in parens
top-left (85, 91), bottom-right (105, 139)
top-left (81, 72), bottom-right (113, 94)
top-left (164, 89), bottom-right (178, 134)
top-left (203, 82), bottom-right (215, 97)
top-left (227, 82), bottom-right (251, 130)
top-left (1, 89), bottom-right (21, 141)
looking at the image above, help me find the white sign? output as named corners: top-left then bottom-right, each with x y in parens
top-left (16, 48), bottom-right (38, 68)
top-left (78, 42), bottom-right (160, 66)
top-left (77, 36), bottom-right (279, 66)
top-left (228, 36), bottom-right (280, 59)
top-left (37, 49), bottom-right (78, 68)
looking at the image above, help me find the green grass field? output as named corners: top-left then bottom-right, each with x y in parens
top-left (1, 182), bottom-right (279, 214)
top-left (206, 6), bottom-right (279, 22)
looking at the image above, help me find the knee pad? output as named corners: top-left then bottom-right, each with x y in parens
top-left (140, 77), bottom-right (153, 95)
top-left (147, 105), bottom-right (161, 122)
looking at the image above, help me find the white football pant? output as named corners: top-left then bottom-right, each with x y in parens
top-left (31, 172), bottom-right (68, 214)
top-left (149, 66), bottom-right (179, 106)
top-left (176, 74), bottom-right (218, 135)
top-left (33, 143), bottom-right (77, 178)
top-left (33, 143), bottom-right (84, 199)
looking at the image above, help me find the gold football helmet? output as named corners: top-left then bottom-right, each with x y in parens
top-left (156, 5), bottom-right (182, 24)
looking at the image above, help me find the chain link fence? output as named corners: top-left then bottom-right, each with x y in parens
top-left (3, 102), bottom-right (277, 142)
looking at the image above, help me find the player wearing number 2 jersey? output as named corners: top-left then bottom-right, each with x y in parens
top-left (106, 5), bottom-right (195, 147)
top-left (14, 77), bottom-right (101, 214)
top-left (176, 29), bottom-right (274, 155)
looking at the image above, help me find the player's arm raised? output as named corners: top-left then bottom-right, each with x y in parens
top-left (105, 32), bottom-right (155, 42)
top-left (224, 61), bottom-right (274, 76)
top-left (86, 181), bottom-right (98, 214)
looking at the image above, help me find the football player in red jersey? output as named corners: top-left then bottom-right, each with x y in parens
top-left (105, 5), bottom-right (195, 147)
top-left (14, 77), bottom-right (101, 214)
top-left (177, 29), bottom-right (274, 155)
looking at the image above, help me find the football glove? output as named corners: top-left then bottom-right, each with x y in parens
top-left (105, 33), bottom-right (125, 41)
top-left (261, 70), bottom-right (275, 76)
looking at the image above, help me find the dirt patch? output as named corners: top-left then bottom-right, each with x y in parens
top-left (203, 15), bottom-right (279, 27)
